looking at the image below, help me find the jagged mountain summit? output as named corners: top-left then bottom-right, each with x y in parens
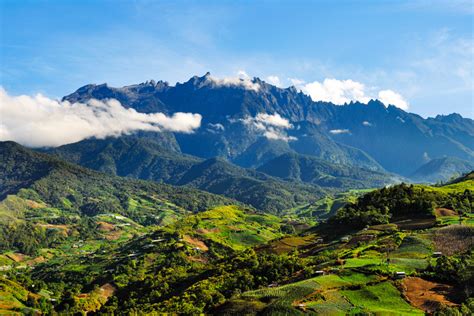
top-left (63, 73), bottom-right (474, 178)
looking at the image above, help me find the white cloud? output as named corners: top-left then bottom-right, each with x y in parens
top-left (302, 79), bottom-right (371, 104)
top-left (329, 129), bottom-right (351, 135)
top-left (263, 129), bottom-right (297, 142)
top-left (237, 70), bottom-right (250, 79)
top-left (206, 72), bottom-right (260, 92)
top-left (241, 112), bottom-right (296, 142)
top-left (0, 87), bottom-right (202, 147)
top-left (206, 122), bottom-right (225, 133)
top-left (378, 90), bottom-right (409, 110)
top-left (255, 113), bottom-right (293, 129)
top-left (266, 75), bottom-right (282, 87)
top-left (296, 78), bottom-right (409, 110)
top-left (289, 78), bottom-right (305, 86)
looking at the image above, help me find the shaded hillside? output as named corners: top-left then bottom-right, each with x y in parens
top-left (257, 152), bottom-right (398, 189)
top-left (410, 156), bottom-right (474, 183)
top-left (47, 137), bottom-right (328, 213)
top-left (47, 135), bottom-right (200, 183)
top-left (0, 141), bottom-right (236, 221)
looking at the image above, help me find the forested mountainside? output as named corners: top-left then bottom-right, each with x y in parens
top-left (62, 74), bottom-right (474, 177)
top-left (0, 141), bottom-right (236, 254)
top-left (47, 136), bottom-right (401, 212)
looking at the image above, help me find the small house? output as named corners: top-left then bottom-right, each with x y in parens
top-left (394, 271), bottom-right (406, 279)
top-left (341, 236), bottom-right (350, 242)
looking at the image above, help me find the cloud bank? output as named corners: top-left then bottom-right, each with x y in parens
top-left (288, 78), bottom-right (410, 110)
top-left (0, 88), bottom-right (202, 147)
top-left (241, 112), bottom-right (296, 142)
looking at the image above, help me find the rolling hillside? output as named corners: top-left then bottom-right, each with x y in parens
top-left (1, 174), bottom-right (471, 315)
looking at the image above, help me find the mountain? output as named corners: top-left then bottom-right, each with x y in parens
top-left (47, 136), bottom-right (330, 213)
top-left (257, 152), bottom-right (399, 188)
top-left (410, 156), bottom-right (474, 183)
top-left (62, 73), bottom-right (474, 175)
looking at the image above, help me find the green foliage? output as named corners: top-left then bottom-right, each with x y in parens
top-left (331, 182), bottom-right (472, 229)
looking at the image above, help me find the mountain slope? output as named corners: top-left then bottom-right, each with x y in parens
top-left (47, 135), bottom-right (200, 182)
top-left (410, 156), bottom-right (474, 183)
top-left (47, 137), bottom-right (328, 213)
top-left (257, 152), bottom-right (399, 188)
top-left (62, 74), bottom-right (474, 175)
top-left (0, 141), bottom-right (236, 222)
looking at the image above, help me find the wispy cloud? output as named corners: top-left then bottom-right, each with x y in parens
top-left (266, 75), bottom-right (282, 87)
top-left (0, 88), bottom-right (202, 147)
top-left (241, 112), bottom-right (296, 142)
top-left (329, 129), bottom-right (351, 135)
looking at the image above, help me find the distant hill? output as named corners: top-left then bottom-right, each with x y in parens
top-left (410, 156), bottom-right (474, 183)
top-left (47, 136), bottom-right (403, 213)
top-left (47, 137), bottom-right (329, 213)
top-left (257, 152), bottom-right (399, 189)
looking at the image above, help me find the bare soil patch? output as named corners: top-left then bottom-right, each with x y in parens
top-left (25, 200), bottom-right (45, 209)
top-left (402, 277), bottom-right (460, 313)
top-left (187, 255), bottom-right (209, 264)
top-left (99, 283), bottom-right (116, 300)
top-left (196, 227), bottom-right (220, 234)
top-left (435, 208), bottom-right (457, 217)
top-left (97, 221), bottom-right (116, 232)
top-left (183, 235), bottom-right (209, 251)
top-left (37, 223), bottom-right (70, 236)
top-left (104, 230), bottom-right (122, 241)
top-left (5, 253), bottom-right (26, 262)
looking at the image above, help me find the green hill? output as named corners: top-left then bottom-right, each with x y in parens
top-left (46, 137), bottom-right (327, 213)
top-left (0, 141), bottom-right (236, 254)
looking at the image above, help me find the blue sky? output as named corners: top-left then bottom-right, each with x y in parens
top-left (1, 0), bottom-right (472, 118)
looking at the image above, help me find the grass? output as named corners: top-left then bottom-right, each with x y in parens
top-left (0, 278), bottom-right (29, 311)
top-left (239, 271), bottom-right (382, 315)
top-left (391, 235), bottom-right (432, 258)
top-left (341, 282), bottom-right (424, 315)
top-left (305, 291), bottom-right (352, 315)
top-left (171, 205), bottom-right (283, 250)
